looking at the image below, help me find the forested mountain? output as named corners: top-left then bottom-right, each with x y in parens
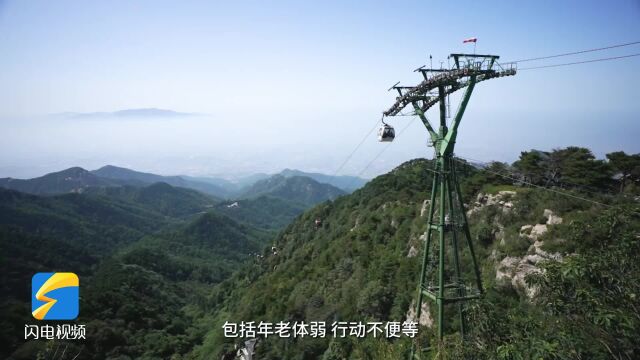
top-left (92, 165), bottom-right (230, 198)
top-left (0, 187), bottom-right (167, 255)
top-left (192, 148), bottom-right (640, 359)
top-left (83, 182), bottom-right (216, 218)
top-left (279, 169), bottom-right (367, 192)
top-left (0, 182), bottom-right (269, 359)
top-left (0, 165), bottom-right (362, 200)
top-left (75, 212), bottom-right (270, 359)
top-left (0, 167), bottom-right (120, 195)
top-left (2, 147), bottom-right (639, 359)
top-left (216, 196), bottom-right (307, 230)
top-left (215, 175), bottom-right (346, 230)
top-left (239, 175), bottom-right (345, 206)
top-left (0, 165), bottom-right (230, 198)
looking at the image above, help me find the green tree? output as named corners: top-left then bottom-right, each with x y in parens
top-left (548, 146), bottom-right (612, 190)
top-left (513, 151), bottom-right (547, 185)
top-left (606, 151), bottom-right (640, 193)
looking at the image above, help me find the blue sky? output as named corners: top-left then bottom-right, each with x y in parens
top-left (0, 0), bottom-right (638, 178)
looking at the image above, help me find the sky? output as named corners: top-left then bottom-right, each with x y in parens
top-left (0, 0), bottom-right (639, 179)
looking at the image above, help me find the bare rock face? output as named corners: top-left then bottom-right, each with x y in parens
top-left (529, 240), bottom-right (562, 261)
top-left (520, 224), bottom-right (533, 234)
top-left (544, 209), bottom-right (563, 225)
top-left (511, 262), bottom-right (542, 298)
top-left (467, 190), bottom-right (517, 217)
top-left (496, 256), bottom-right (543, 298)
top-left (496, 256), bottom-right (520, 284)
top-left (350, 216), bottom-right (361, 232)
top-left (494, 224), bottom-right (506, 244)
top-left (496, 208), bottom-right (564, 299)
top-left (407, 245), bottom-right (418, 258)
top-left (530, 224), bottom-right (548, 240)
top-left (519, 209), bottom-right (563, 241)
top-left (420, 200), bottom-right (430, 217)
top-left (489, 248), bottom-right (499, 261)
top-left (406, 299), bottom-right (434, 327)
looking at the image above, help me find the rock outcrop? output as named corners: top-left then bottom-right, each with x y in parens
top-left (544, 208), bottom-right (563, 225)
top-left (420, 200), bottom-right (430, 217)
top-left (467, 190), bottom-right (516, 217)
top-left (496, 209), bottom-right (564, 298)
top-left (406, 299), bottom-right (434, 327)
top-left (407, 245), bottom-right (418, 258)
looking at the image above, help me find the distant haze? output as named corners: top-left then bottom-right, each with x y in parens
top-left (0, 1), bottom-right (639, 178)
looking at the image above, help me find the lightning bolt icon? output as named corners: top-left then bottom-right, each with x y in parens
top-left (32, 273), bottom-right (79, 320)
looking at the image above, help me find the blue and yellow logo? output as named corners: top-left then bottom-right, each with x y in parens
top-left (31, 272), bottom-right (79, 320)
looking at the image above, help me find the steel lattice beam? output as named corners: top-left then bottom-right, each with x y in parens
top-left (382, 53), bottom-right (516, 359)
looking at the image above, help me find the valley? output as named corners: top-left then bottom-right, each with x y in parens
top-left (2, 3), bottom-right (639, 359)
top-left (0, 165), bottom-right (359, 359)
top-left (1, 147), bottom-right (638, 359)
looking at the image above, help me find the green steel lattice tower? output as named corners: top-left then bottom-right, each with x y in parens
top-left (381, 53), bottom-right (516, 357)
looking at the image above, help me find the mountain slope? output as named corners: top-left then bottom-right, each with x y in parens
top-left (0, 187), bottom-right (168, 255)
top-left (195, 159), bottom-right (437, 358)
top-left (83, 182), bottom-right (217, 217)
top-left (92, 165), bottom-right (229, 198)
top-left (0, 165), bottom-right (230, 198)
top-left (0, 186), bottom-right (270, 359)
top-left (0, 167), bottom-right (119, 195)
top-left (193, 158), bottom-right (640, 359)
top-left (239, 175), bottom-right (345, 206)
top-left (279, 168), bottom-right (367, 192)
top-left (74, 211), bottom-right (270, 359)
top-left (216, 195), bottom-right (307, 230)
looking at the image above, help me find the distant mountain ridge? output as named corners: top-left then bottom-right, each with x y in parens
top-left (83, 182), bottom-right (216, 218)
top-left (279, 168), bottom-right (366, 192)
top-left (0, 165), bottom-right (230, 198)
top-left (215, 175), bottom-right (347, 230)
top-left (92, 165), bottom-right (229, 198)
top-left (0, 165), bottom-right (366, 198)
top-left (0, 167), bottom-right (120, 195)
top-left (238, 174), bottom-right (345, 206)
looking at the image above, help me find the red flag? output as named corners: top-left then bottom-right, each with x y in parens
top-left (463, 37), bottom-right (477, 43)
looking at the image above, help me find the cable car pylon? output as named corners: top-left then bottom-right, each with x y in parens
top-left (380, 53), bottom-right (516, 358)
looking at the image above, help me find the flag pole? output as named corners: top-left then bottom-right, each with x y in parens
top-left (463, 37), bottom-right (478, 57)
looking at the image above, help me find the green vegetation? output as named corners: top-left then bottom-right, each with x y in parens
top-left (279, 168), bottom-right (367, 192)
top-left (451, 207), bottom-right (640, 360)
top-left (84, 182), bottom-right (217, 218)
top-left (216, 195), bottom-right (306, 230)
top-left (512, 147), bottom-right (634, 192)
top-left (606, 151), bottom-right (640, 193)
top-left (1, 146), bottom-right (639, 359)
top-left (0, 183), bottom-right (269, 359)
top-left (239, 175), bottom-right (345, 206)
top-left (0, 167), bottom-right (121, 195)
top-left (91, 165), bottom-right (231, 198)
top-left (194, 148), bottom-right (640, 359)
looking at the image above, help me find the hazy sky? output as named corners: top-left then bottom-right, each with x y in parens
top-left (0, 0), bottom-right (639, 179)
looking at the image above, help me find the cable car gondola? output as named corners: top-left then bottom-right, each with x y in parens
top-left (378, 118), bottom-right (395, 142)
